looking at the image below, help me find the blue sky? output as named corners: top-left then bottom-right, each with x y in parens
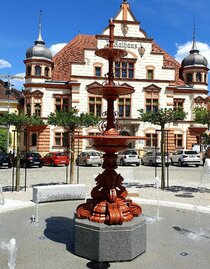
top-left (0, 0), bottom-right (210, 90)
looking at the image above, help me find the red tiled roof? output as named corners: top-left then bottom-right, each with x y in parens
top-left (52, 34), bottom-right (97, 81)
top-left (0, 80), bottom-right (22, 101)
top-left (52, 34), bottom-right (184, 87)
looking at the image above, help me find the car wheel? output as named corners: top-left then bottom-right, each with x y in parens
top-left (136, 163), bottom-right (140, 167)
top-left (165, 163), bottom-right (169, 167)
top-left (120, 159), bottom-right (124, 166)
top-left (195, 164), bottom-right (199, 167)
top-left (39, 164), bottom-right (43, 168)
top-left (149, 160), bottom-right (153, 166)
top-left (178, 159), bottom-right (182, 167)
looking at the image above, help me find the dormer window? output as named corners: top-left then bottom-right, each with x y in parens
top-left (35, 65), bottom-right (41, 76)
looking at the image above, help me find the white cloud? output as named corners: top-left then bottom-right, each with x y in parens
top-left (49, 43), bottom-right (67, 56)
top-left (13, 72), bottom-right (25, 81)
top-left (175, 41), bottom-right (210, 67)
top-left (0, 59), bottom-right (12, 68)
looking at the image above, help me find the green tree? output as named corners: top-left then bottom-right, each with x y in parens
top-left (47, 108), bottom-right (100, 184)
top-left (194, 107), bottom-right (210, 130)
top-left (0, 113), bottom-right (44, 191)
top-left (0, 129), bottom-right (8, 152)
top-left (138, 108), bottom-right (187, 189)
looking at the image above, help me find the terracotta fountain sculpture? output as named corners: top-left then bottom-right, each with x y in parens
top-left (76, 19), bottom-right (147, 225)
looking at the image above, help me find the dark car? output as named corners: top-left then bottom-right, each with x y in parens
top-left (0, 152), bottom-right (12, 168)
top-left (19, 152), bottom-right (43, 168)
top-left (41, 152), bottom-right (69, 166)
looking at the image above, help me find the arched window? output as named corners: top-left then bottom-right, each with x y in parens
top-left (45, 67), bottom-right (49, 77)
top-left (35, 66), bottom-right (41, 76)
top-left (187, 73), bottom-right (192, 83)
top-left (27, 66), bottom-right (31, 76)
top-left (196, 72), bottom-right (202, 82)
top-left (204, 74), bottom-right (207, 83)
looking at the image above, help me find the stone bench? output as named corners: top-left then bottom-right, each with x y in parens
top-left (32, 184), bottom-right (87, 204)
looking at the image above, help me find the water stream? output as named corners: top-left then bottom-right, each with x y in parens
top-left (0, 238), bottom-right (17, 269)
top-left (0, 185), bottom-right (5, 205)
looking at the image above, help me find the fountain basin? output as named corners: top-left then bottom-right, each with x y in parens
top-left (75, 135), bottom-right (147, 154)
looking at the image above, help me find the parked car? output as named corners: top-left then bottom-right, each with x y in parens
top-left (117, 149), bottom-right (140, 166)
top-left (76, 150), bottom-right (102, 166)
top-left (42, 152), bottom-right (69, 166)
top-left (0, 152), bottom-right (12, 168)
top-left (170, 150), bottom-right (201, 167)
top-left (18, 152), bottom-right (43, 168)
top-left (141, 151), bottom-right (171, 167)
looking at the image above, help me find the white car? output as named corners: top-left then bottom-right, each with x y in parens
top-left (117, 150), bottom-right (140, 166)
top-left (170, 150), bottom-right (201, 167)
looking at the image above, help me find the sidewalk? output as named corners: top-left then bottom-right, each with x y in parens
top-left (1, 183), bottom-right (210, 214)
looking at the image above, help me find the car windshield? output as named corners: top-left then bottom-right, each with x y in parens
top-left (27, 153), bottom-right (41, 157)
top-left (56, 152), bottom-right (67, 156)
top-left (127, 151), bottom-right (137, 155)
top-left (88, 152), bottom-right (100, 156)
top-left (184, 151), bottom-right (198, 155)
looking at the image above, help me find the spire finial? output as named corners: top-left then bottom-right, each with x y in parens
top-left (191, 18), bottom-right (198, 52)
top-left (37, 9), bottom-right (43, 42)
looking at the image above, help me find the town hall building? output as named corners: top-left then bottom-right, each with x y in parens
top-left (22, 0), bottom-right (209, 155)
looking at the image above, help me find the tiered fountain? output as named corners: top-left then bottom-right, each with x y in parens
top-left (74, 19), bottom-right (147, 262)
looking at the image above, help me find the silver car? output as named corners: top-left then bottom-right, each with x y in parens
top-left (76, 150), bottom-right (102, 166)
top-left (141, 151), bottom-right (171, 167)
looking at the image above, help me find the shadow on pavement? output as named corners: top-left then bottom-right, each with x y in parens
top-left (44, 216), bottom-right (74, 252)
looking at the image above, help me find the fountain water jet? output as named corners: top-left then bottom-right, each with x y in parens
top-left (0, 185), bottom-right (5, 205)
top-left (0, 238), bottom-right (17, 269)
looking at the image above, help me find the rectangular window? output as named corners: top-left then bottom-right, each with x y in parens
top-left (118, 97), bottom-right (131, 117)
top-left (55, 132), bottom-right (68, 146)
top-left (146, 98), bottom-right (158, 112)
top-left (114, 61), bottom-right (134, 79)
top-left (174, 134), bottom-right (183, 148)
top-left (26, 104), bottom-right (31, 115)
top-left (55, 96), bottom-right (69, 112)
top-left (147, 70), bottom-right (154, 80)
top-left (145, 133), bottom-right (158, 147)
top-left (34, 104), bottom-right (41, 116)
top-left (95, 66), bottom-right (101, 77)
top-left (173, 99), bottom-right (184, 111)
top-left (89, 97), bottom-right (102, 117)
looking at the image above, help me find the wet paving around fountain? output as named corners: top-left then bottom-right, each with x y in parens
top-left (0, 200), bottom-right (210, 269)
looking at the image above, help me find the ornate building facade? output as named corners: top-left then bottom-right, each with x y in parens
top-left (22, 1), bottom-right (209, 155)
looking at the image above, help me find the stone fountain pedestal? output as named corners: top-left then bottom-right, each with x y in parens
top-left (74, 216), bottom-right (146, 262)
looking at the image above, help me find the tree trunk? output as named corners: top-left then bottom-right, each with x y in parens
top-left (15, 129), bottom-right (21, 191)
top-left (160, 126), bottom-right (165, 189)
top-left (69, 130), bottom-right (75, 184)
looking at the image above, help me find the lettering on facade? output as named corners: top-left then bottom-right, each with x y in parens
top-left (114, 41), bottom-right (138, 49)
